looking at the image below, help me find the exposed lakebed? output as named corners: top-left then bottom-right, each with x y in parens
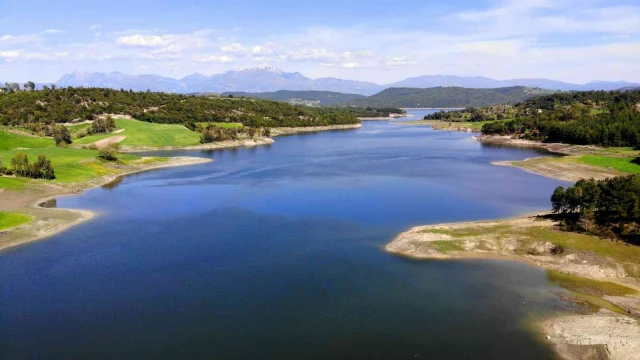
top-left (1, 111), bottom-right (576, 359)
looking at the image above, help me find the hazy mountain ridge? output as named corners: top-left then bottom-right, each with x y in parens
top-left (343, 86), bottom-right (555, 108)
top-left (53, 66), bottom-right (640, 95)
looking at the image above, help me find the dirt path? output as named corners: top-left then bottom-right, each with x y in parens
top-left (93, 135), bottom-right (126, 149)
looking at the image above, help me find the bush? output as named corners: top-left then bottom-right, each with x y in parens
top-left (98, 146), bottom-right (118, 161)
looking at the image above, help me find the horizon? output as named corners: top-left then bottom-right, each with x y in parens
top-left (1, 0), bottom-right (639, 83)
top-left (17, 65), bottom-right (640, 86)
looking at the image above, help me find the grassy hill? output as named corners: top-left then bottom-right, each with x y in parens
top-left (343, 86), bottom-right (555, 108)
top-left (221, 90), bottom-right (366, 106)
top-left (0, 129), bottom-right (142, 184)
top-left (72, 119), bottom-right (201, 147)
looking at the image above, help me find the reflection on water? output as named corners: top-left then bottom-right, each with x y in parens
top-left (1, 112), bottom-right (574, 360)
top-left (38, 198), bottom-right (57, 208)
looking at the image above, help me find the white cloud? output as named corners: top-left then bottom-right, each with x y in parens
top-left (200, 55), bottom-right (234, 63)
top-left (42, 29), bottom-right (64, 35)
top-left (220, 42), bottom-right (247, 54)
top-left (0, 50), bottom-right (20, 59)
top-left (89, 24), bottom-right (102, 31)
top-left (116, 34), bottom-right (171, 48)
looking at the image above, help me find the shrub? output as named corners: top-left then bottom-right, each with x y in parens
top-left (98, 146), bottom-right (118, 161)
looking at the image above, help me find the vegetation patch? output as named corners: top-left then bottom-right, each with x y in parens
top-left (578, 155), bottom-right (640, 174)
top-left (75, 119), bottom-right (200, 147)
top-left (431, 240), bottom-right (464, 252)
top-left (0, 211), bottom-right (32, 231)
top-left (548, 270), bottom-right (636, 297)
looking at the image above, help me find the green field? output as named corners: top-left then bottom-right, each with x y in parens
top-left (578, 155), bottom-right (640, 174)
top-left (0, 130), bottom-right (53, 151)
top-left (0, 129), bottom-right (142, 185)
top-left (0, 211), bottom-right (32, 231)
top-left (74, 118), bottom-right (200, 147)
top-left (198, 122), bottom-right (244, 129)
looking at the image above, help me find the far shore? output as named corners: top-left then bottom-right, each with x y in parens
top-left (386, 214), bottom-right (640, 360)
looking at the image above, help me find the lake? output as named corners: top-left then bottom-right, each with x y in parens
top-left (1, 110), bottom-right (575, 359)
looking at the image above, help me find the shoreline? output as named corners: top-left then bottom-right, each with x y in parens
top-left (395, 119), bottom-right (481, 132)
top-left (1, 123), bottom-right (363, 251)
top-left (0, 156), bottom-right (212, 251)
top-left (385, 214), bottom-right (640, 360)
top-left (477, 135), bottom-right (633, 181)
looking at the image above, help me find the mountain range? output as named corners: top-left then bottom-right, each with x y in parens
top-left (48, 64), bottom-right (640, 95)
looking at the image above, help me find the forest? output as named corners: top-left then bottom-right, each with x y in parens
top-left (480, 90), bottom-right (640, 147)
top-left (551, 175), bottom-right (640, 244)
top-left (0, 87), bottom-right (361, 128)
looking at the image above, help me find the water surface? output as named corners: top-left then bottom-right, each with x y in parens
top-left (1, 111), bottom-right (573, 359)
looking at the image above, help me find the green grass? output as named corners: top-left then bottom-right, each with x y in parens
top-left (0, 177), bottom-right (28, 189)
top-left (432, 240), bottom-right (464, 252)
top-left (578, 155), bottom-right (640, 174)
top-left (0, 147), bottom-right (140, 183)
top-left (0, 211), bottom-right (32, 231)
top-left (0, 130), bottom-right (53, 151)
top-left (424, 224), bottom-right (511, 238)
top-left (547, 270), bottom-right (636, 314)
top-left (198, 122), bottom-right (244, 129)
top-left (74, 118), bottom-right (200, 147)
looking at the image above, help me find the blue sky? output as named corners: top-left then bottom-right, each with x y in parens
top-left (1, 0), bottom-right (639, 83)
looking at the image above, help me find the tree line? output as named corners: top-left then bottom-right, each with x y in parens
top-left (551, 175), bottom-right (640, 244)
top-left (0, 87), bottom-right (360, 128)
top-left (481, 90), bottom-right (640, 147)
top-left (0, 153), bottom-right (55, 180)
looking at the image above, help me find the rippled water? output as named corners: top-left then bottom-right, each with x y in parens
top-left (1, 111), bottom-right (574, 359)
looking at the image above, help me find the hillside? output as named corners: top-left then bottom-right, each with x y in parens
top-left (344, 86), bottom-right (554, 108)
top-left (0, 87), bottom-right (359, 128)
top-left (221, 90), bottom-right (366, 106)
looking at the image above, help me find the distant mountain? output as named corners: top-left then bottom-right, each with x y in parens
top-left (221, 90), bottom-right (366, 106)
top-left (56, 64), bottom-right (384, 96)
top-left (344, 87), bottom-right (555, 108)
top-left (387, 75), bottom-right (640, 91)
top-left (53, 66), bottom-right (640, 95)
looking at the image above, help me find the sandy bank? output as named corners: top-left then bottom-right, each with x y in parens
top-left (477, 135), bottom-right (635, 181)
top-left (386, 215), bottom-right (640, 360)
top-left (121, 138), bottom-right (276, 152)
top-left (271, 124), bottom-right (362, 135)
top-left (0, 156), bottom-right (212, 251)
top-left (395, 120), bottom-right (480, 132)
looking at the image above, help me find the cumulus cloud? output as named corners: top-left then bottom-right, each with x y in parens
top-left (220, 42), bottom-right (247, 54)
top-left (200, 54), bottom-right (234, 63)
top-left (116, 34), bottom-right (171, 48)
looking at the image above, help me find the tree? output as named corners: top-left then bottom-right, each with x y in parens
top-left (53, 125), bottom-right (72, 146)
top-left (51, 84), bottom-right (57, 90)
top-left (30, 154), bottom-right (55, 179)
top-left (23, 81), bottom-right (35, 91)
top-left (5, 82), bottom-right (20, 92)
top-left (551, 186), bottom-right (567, 213)
top-left (11, 152), bottom-right (30, 177)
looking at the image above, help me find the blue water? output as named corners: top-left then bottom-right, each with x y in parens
top-left (1, 111), bottom-right (573, 359)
